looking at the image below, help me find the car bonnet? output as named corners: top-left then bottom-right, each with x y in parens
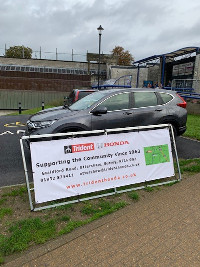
top-left (29, 106), bottom-right (79, 122)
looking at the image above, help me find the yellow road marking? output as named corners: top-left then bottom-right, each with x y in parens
top-left (4, 122), bottom-right (26, 127)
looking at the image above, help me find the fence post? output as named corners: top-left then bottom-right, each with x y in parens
top-left (19, 102), bottom-right (22, 114)
top-left (42, 101), bottom-right (44, 110)
top-left (22, 47), bottom-right (25, 58)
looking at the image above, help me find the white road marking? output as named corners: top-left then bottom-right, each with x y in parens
top-left (0, 131), bottom-right (14, 135)
top-left (17, 130), bottom-right (25, 134)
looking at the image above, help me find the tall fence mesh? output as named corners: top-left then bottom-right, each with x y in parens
top-left (0, 46), bottom-right (87, 62)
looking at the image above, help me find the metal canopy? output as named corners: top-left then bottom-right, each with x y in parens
top-left (134, 47), bottom-right (200, 65)
top-left (134, 46), bottom-right (200, 87)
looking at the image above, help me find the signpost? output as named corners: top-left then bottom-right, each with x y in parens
top-left (21, 125), bottom-right (181, 211)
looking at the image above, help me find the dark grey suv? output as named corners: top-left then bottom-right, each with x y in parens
top-left (26, 88), bottom-right (187, 137)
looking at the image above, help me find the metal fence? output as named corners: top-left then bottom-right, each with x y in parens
top-left (0, 46), bottom-right (88, 62)
top-left (172, 79), bottom-right (200, 93)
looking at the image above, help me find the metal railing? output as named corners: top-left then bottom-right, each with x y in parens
top-left (0, 46), bottom-right (88, 62)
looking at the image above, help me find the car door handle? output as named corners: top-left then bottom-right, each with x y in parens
top-left (155, 108), bottom-right (162, 111)
top-left (124, 111), bottom-right (132, 115)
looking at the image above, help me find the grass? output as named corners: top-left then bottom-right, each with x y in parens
top-left (0, 195), bottom-right (127, 264)
top-left (80, 200), bottom-right (126, 217)
top-left (0, 208), bottom-right (12, 219)
top-left (177, 158), bottom-right (200, 174)
top-left (0, 199), bottom-right (7, 206)
top-left (0, 158), bottom-right (197, 265)
top-left (9, 98), bottom-right (65, 116)
top-left (60, 215), bottom-right (71, 222)
top-left (9, 105), bottom-right (54, 116)
top-left (0, 218), bottom-right (56, 256)
top-left (59, 200), bottom-right (127, 235)
top-left (58, 220), bottom-right (86, 235)
top-left (164, 181), bottom-right (179, 187)
top-left (144, 186), bottom-right (155, 192)
top-left (183, 114), bottom-right (200, 140)
top-left (2, 186), bottom-right (27, 197)
top-left (2, 157), bottom-right (198, 263)
top-left (128, 191), bottom-right (139, 201)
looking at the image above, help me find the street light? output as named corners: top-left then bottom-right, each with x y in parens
top-left (97, 25), bottom-right (104, 89)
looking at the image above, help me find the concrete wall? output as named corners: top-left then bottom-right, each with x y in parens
top-left (193, 54), bottom-right (200, 93)
top-left (0, 57), bottom-right (107, 73)
top-left (147, 64), bottom-right (161, 86)
top-left (186, 101), bottom-right (200, 115)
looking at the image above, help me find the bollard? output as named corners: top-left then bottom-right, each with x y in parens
top-left (19, 102), bottom-right (22, 114)
top-left (42, 101), bottom-right (44, 110)
top-left (64, 96), bottom-right (67, 106)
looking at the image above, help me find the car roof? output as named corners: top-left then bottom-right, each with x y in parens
top-left (73, 88), bottom-right (97, 92)
top-left (97, 88), bottom-right (174, 94)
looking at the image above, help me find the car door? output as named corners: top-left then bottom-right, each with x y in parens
top-left (130, 91), bottom-right (166, 127)
top-left (91, 92), bottom-right (133, 130)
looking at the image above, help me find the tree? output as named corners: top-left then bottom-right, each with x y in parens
top-left (5, 45), bottom-right (32, 59)
top-left (112, 46), bottom-right (134, 66)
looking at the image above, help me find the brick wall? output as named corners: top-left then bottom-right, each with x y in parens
top-left (0, 71), bottom-right (91, 92)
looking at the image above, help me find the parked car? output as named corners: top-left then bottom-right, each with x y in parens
top-left (65, 88), bottom-right (98, 106)
top-left (26, 88), bottom-right (187, 137)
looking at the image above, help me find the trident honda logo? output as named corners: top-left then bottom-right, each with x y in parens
top-left (64, 143), bottom-right (95, 154)
top-left (96, 140), bottom-right (129, 149)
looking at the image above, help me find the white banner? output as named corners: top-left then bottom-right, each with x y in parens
top-left (30, 128), bottom-right (174, 203)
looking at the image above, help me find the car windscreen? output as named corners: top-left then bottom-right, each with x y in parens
top-left (70, 91), bottom-right (108, 110)
top-left (78, 91), bottom-right (94, 100)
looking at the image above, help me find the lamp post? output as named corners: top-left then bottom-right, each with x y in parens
top-left (97, 25), bottom-right (104, 89)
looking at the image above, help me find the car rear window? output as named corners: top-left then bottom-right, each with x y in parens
top-left (159, 93), bottom-right (173, 103)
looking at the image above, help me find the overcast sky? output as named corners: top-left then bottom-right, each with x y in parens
top-left (1, 0), bottom-right (200, 62)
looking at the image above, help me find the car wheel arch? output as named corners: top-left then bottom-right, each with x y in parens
top-left (158, 119), bottom-right (178, 137)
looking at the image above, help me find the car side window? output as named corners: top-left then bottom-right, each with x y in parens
top-left (133, 92), bottom-right (158, 108)
top-left (98, 93), bottom-right (130, 111)
top-left (160, 93), bottom-right (173, 103)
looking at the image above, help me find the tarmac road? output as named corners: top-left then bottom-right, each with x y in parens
top-left (0, 115), bottom-right (200, 187)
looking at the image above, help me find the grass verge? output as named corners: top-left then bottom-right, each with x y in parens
top-left (0, 186), bottom-right (128, 264)
top-left (183, 114), bottom-right (200, 141)
top-left (2, 155), bottom-right (199, 264)
top-left (8, 98), bottom-right (65, 116)
top-left (176, 158), bottom-right (200, 174)
top-left (9, 105), bottom-right (54, 116)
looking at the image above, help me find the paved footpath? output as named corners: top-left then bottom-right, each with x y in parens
top-left (5, 173), bottom-right (200, 267)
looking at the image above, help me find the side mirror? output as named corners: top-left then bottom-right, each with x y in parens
top-left (91, 106), bottom-right (107, 115)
